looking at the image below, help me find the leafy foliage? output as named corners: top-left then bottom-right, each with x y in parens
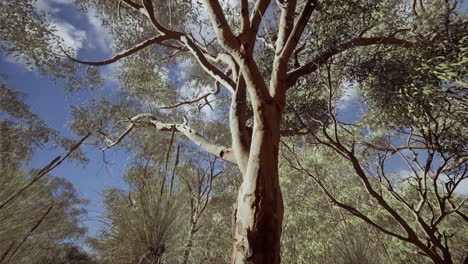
top-left (0, 165), bottom-right (90, 263)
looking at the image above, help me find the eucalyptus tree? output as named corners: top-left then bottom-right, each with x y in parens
top-left (281, 15), bottom-right (467, 264)
top-left (1, 0), bottom-right (465, 263)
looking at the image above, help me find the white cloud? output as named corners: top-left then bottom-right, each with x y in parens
top-left (83, 8), bottom-right (113, 53)
top-left (3, 18), bottom-right (86, 69)
top-left (53, 20), bottom-right (87, 55)
top-left (455, 181), bottom-right (468, 195)
top-left (33, 0), bottom-right (112, 55)
top-left (338, 83), bottom-right (359, 111)
top-left (3, 54), bottom-right (31, 70)
top-left (175, 60), bottom-right (192, 82)
top-left (34, 0), bottom-right (60, 14)
top-left (31, 0), bottom-right (87, 56)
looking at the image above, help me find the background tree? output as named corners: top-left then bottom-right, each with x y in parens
top-left (281, 14), bottom-right (467, 262)
top-left (88, 148), bottom-right (232, 264)
top-left (180, 156), bottom-right (223, 264)
top-left (0, 82), bottom-right (94, 264)
top-left (281, 143), bottom-right (467, 264)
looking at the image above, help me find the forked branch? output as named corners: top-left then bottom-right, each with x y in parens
top-left (287, 36), bottom-right (413, 87)
top-left (157, 82), bottom-right (220, 110)
top-left (103, 114), bottom-right (237, 164)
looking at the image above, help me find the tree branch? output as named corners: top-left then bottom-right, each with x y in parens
top-left (230, 74), bottom-right (250, 174)
top-left (203, 0), bottom-right (240, 51)
top-left (245, 0), bottom-right (272, 53)
top-left (65, 35), bottom-right (174, 66)
top-left (360, 141), bottom-right (428, 153)
top-left (120, 0), bottom-right (236, 93)
top-left (240, 0), bottom-right (250, 34)
top-left (103, 114), bottom-right (237, 164)
top-left (279, 0), bottom-right (317, 60)
top-left (274, 0), bottom-right (297, 56)
top-left (180, 35), bottom-right (236, 92)
top-left (287, 36), bottom-right (414, 88)
top-left (157, 82), bottom-right (220, 110)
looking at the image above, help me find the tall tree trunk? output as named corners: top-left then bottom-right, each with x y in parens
top-left (230, 103), bottom-right (284, 264)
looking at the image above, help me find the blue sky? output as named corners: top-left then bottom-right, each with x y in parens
top-left (0, 0), bottom-right (221, 240)
top-left (0, 0), bottom-right (129, 238)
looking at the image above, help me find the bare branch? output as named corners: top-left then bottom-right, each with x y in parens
top-left (157, 81), bottom-right (220, 110)
top-left (101, 122), bottom-right (135, 151)
top-left (66, 35), bottom-right (174, 66)
top-left (121, 0), bottom-right (142, 10)
top-left (360, 141), bottom-right (428, 153)
top-left (287, 36), bottom-right (414, 88)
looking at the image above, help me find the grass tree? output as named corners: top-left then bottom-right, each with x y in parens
top-left (88, 165), bottom-right (187, 264)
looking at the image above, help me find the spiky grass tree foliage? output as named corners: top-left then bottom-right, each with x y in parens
top-left (0, 166), bottom-right (88, 264)
top-left (89, 168), bottom-right (187, 264)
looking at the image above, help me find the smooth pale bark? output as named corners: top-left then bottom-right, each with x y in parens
top-left (230, 77), bottom-right (250, 175)
top-left (230, 102), bottom-right (283, 264)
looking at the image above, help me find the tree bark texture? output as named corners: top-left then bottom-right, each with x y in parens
top-left (230, 102), bottom-right (284, 264)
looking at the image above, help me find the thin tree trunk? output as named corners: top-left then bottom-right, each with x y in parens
top-left (182, 220), bottom-right (197, 264)
top-left (230, 103), bottom-right (284, 264)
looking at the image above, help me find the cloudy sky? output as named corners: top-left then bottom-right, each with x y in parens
top-left (0, 0), bottom-right (226, 240)
top-left (1, 0), bottom-right (127, 239)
